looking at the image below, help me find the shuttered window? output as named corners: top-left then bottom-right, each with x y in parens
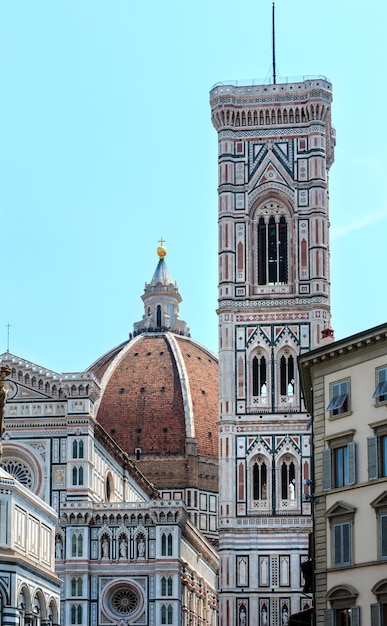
top-left (373, 367), bottom-right (387, 403)
top-left (333, 521), bottom-right (351, 566)
top-left (381, 515), bottom-right (387, 559)
top-left (322, 442), bottom-right (356, 490)
top-left (327, 380), bottom-right (349, 416)
top-left (367, 434), bottom-right (387, 479)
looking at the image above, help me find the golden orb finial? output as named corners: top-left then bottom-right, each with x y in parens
top-left (157, 237), bottom-right (167, 258)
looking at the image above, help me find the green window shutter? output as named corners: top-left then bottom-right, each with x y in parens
top-left (334, 524), bottom-right (342, 565)
top-left (322, 448), bottom-right (332, 490)
top-left (324, 608), bottom-right (334, 626)
top-left (371, 603), bottom-right (382, 626)
top-left (368, 436), bottom-right (379, 480)
top-left (351, 605), bottom-right (360, 626)
top-left (342, 522), bottom-right (351, 564)
top-left (381, 515), bottom-right (387, 558)
top-left (348, 441), bottom-right (356, 485)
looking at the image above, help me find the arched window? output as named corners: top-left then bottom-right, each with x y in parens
top-left (257, 215), bottom-right (288, 285)
top-left (252, 354), bottom-right (267, 396)
top-left (72, 466), bottom-right (84, 486)
top-left (253, 459), bottom-right (268, 501)
top-left (73, 439), bottom-right (84, 459)
top-left (71, 604), bottom-right (83, 625)
top-left (280, 353), bottom-right (295, 397)
top-left (281, 460), bottom-right (296, 500)
top-left (157, 305), bottom-right (162, 327)
top-left (105, 472), bottom-right (114, 502)
top-left (161, 605), bottom-right (173, 624)
top-left (161, 576), bottom-right (173, 596)
top-left (71, 532), bottom-right (83, 557)
top-left (71, 577), bottom-right (83, 596)
top-left (161, 532), bottom-right (173, 556)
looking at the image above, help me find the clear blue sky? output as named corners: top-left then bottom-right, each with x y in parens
top-left (1, 1), bottom-right (386, 373)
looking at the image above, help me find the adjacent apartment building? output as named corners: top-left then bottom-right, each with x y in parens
top-left (299, 322), bottom-right (387, 626)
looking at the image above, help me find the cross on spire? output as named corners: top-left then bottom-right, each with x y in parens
top-left (158, 237), bottom-right (166, 247)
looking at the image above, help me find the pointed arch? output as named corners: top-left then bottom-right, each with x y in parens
top-left (275, 448), bottom-right (300, 512)
top-left (251, 197), bottom-right (292, 289)
top-left (247, 447), bottom-right (271, 513)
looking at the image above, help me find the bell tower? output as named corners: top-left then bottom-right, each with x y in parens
top-left (210, 78), bottom-right (335, 625)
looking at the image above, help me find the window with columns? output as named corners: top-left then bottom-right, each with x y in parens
top-left (72, 466), bottom-right (84, 486)
top-left (72, 439), bottom-right (84, 459)
top-left (280, 352), bottom-right (295, 398)
top-left (71, 577), bottom-right (83, 597)
top-left (252, 352), bottom-right (267, 397)
top-left (71, 532), bottom-right (83, 557)
top-left (161, 532), bottom-right (173, 556)
top-left (70, 604), bottom-right (83, 625)
top-left (253, 459), bottom-right (268, 501)
top-left (257, 214), bottom-right (288, 285)
top-left (161, 604), bottom-right (173, 624)
top-left (161, 576), bottom-right (173, 596)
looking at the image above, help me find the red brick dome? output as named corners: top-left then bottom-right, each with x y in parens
top-left (90, 332), bottom-right (219, 459)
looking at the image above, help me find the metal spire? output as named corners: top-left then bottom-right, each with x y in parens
top-left (272, 2), bottom-right (277, 84)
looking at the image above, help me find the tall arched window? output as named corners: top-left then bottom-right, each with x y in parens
top-left (161, 605), bottom-right (173, 625)
top-left (161, 576), bottom-right (173, 596)
top-left (71, 532), bottom-right (83, 557)
top-left (161, 532), bottom-right (172, 556)
top-left (71, 604), bottom-right (83, 625)
top-left (281, 460), bottom-right (295, 500)
top-left (280, 353), bottom-right (295, 397)
top-left (258, 215), bottom-right (288, 285)
top-left (72, 466), bottom-right (84, 486)
top-left (71, 577), bottom-right (83, 597)
top-left (253, 459), bottom-right (267, 500)
top-left (72, 439), bottom-right (84, 459)
top-left (157, 305), bottom-right (162, 327)
top-left (252, 354), bottom-right (267, 396)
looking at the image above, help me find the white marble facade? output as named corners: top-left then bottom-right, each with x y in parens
top-left (0, 352), bottom-right (218, 626)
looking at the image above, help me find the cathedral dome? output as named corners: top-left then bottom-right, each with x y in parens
top-left (87, 245), bottom-right (219, 498)
top-left (90, 332), bottom-right (218, 459)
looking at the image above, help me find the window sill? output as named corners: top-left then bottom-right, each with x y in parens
top-left (328, 410), bottom-right (353, 421)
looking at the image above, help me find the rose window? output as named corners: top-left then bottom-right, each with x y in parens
top-left (111, 587), bottom-right (138, 615)
top-left (2, 459), bottom-right (34, 489)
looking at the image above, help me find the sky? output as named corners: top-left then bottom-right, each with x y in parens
top-left (1, 1), bottom-right (386, 374)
